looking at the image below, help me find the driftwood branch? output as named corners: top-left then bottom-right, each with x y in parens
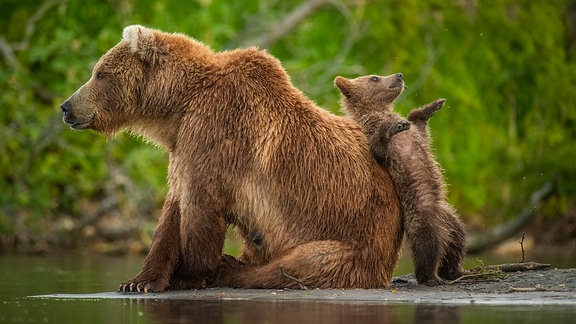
top-left (0, 0), bottom-right (67, 69)
top-left (0, 38), bottom-right (19, 69)
top-left (509, 286), bottom-right (546, 292)
top-left (483, 261), bottom-right (551, 272)
top-left (466, 180), bottom-right (555, 254)
top-left (449, 261), bottom-right (550, 285)
top-left (240, 0), bottom-right (331, 48)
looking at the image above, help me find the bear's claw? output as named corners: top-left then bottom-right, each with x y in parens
top-left (387, 121), bottom-right (410, 138)
top-left (118, 278), bottom-right (169, 293)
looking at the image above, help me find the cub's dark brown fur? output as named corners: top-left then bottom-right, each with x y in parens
top-left (60, 25), bottom-right (404, 292)
top-left (335, 73), bottom-right (468, 285)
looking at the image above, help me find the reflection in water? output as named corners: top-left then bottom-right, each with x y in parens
top-left (2, 255), bottom-right (575, 323)
top-left (414, 304), bottom-right (461, 323)
top-left (138, 299), bottom-right (462, 324)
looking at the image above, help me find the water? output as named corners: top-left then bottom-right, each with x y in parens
top-left (0, 254), bottom-right (574, 323)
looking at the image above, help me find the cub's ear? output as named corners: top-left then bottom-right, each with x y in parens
top-left (122, 25), bottom-right (167, 66)
top-left (334, 76), bottom-right (353, 98)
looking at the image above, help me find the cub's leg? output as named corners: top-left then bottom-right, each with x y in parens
top-left (407, 98), bottom-right (445, 138)
top-left (407, 98), bottom-right (446, 124)
top-left (437, 204), bottom-right (470, 280)
top-left (406, 209), bottom-right (449, 286)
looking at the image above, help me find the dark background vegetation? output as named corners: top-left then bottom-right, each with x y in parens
top-left (1, 0), bottom-right (575, 255)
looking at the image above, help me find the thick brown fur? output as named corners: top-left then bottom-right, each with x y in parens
top-left (60, 25), bottom-right (404, 292)
top-left (334, 73), bottom-right (469, 286)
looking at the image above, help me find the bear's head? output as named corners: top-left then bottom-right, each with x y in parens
top-left (60, 25), bottom-right (215, 141)
top-left (334, 73), bottom-right (405, 119)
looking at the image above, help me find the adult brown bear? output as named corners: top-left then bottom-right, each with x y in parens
top-left (60, 25), bottom-right (403, 292)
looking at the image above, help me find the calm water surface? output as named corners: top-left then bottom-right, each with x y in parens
top-left (0, 254), bottom-right (574, 323)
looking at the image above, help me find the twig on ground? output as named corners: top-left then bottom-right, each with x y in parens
top-left (448, 270), bottom-right (506, 285)
top-left (509, 286), bottom-right (546, 292)
top-left (279, 265), bottom-right (308, 290)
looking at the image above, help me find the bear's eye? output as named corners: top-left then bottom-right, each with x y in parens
top-left (370, 76), bottom-right (380, 82)
top-left (96, 72), bottom-right (105, 80)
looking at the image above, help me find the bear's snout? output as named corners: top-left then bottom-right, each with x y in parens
top-left (60, 100), bottom-right (72, 113)
top-left (60, 99), bottom-right (75, 125)
top-left (60, 99), bottom-right (93, 130)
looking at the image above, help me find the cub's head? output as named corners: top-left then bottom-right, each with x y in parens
top-left (334, 73), bottom-right (405, 119)
top-left (60, 25), bottom-right (213, 137)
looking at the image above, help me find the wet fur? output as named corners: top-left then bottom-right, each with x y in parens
top-left (61, 26), bottom-right (403, 291)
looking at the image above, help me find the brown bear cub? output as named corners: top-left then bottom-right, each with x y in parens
top-left (335, 73), bottom-right (468, 285)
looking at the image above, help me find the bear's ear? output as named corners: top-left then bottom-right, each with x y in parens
top-left (334, 76), bottom-right (353, 98)
top-left (122, 25), bottom-right (167, 66)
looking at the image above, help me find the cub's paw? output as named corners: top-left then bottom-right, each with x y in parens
top-left (422, 277), bottom-right (449, 286)
top-left (432, 98), bottom-right (446, 111)
top-left (440, 265), bottom-right (471, 281)
top-left (387, 120), bottom-right (411, 137)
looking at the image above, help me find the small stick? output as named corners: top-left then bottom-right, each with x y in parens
top-left (510, 287), bottom-right (540, 292)
top-left (448, 270), bottom-right (504, 285)
top-left (519, 233), bottom-right (526, 263)
top-left (279, 265), bottom-right (308, 290)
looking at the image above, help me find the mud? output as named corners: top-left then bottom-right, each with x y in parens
top-left (33, 268), bottom-right (576, 305)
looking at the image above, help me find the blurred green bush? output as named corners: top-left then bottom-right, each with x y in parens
top-left (1, 0), bottom-right (574, 252)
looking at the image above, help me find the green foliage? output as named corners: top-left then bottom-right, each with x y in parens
top-left (1, 0), bottom-right (575, 250)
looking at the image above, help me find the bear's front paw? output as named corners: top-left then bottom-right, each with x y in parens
top-left (118, 276), bottom-right (170, 293)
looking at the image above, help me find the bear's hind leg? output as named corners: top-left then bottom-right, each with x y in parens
top-left (210, 240), bottom-right (391, 289)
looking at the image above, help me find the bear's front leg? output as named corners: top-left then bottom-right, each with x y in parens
top-left (118, 192), bottom-right (180, 293)
top-left (176, 190), bottom-right (228, 286)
